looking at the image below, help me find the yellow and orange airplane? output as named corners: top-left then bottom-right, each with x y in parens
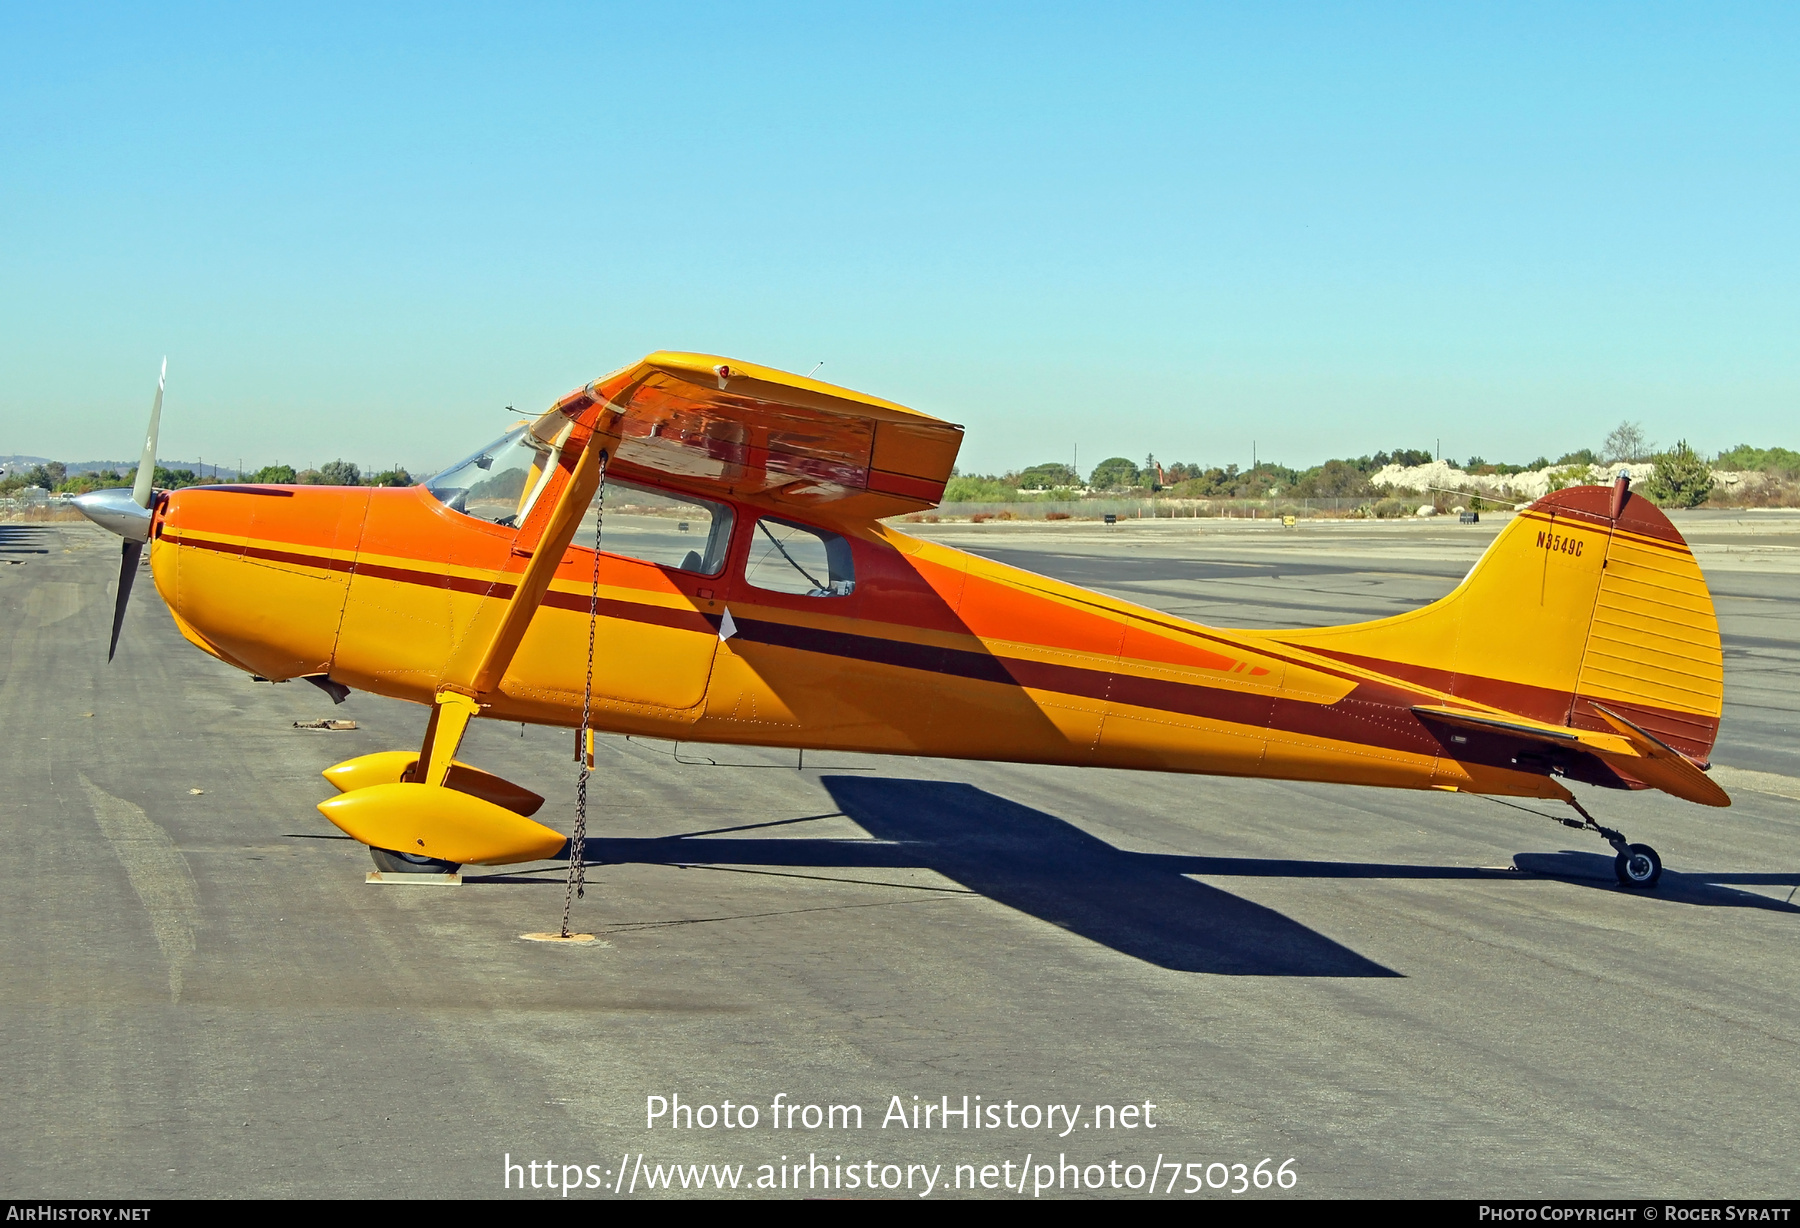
top-left (77, 353), bottom-right (1726, 890)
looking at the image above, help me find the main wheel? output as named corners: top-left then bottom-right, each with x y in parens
top-left (371, 847), bottom-right (462, 875)
top-left (1614, 843), bottom-right (1662, 889)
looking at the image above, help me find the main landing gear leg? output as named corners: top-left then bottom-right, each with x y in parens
top-left (370, 690), bottom-right (482, 876)
top-left (1562, 797), bottom-right (1662, 890)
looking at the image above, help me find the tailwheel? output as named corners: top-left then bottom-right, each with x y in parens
top-left (370, 847), bottom-right (462, 875)
top-left (1614, 843), bottom-right (1662, 890)
top-left (1564, 798), bottom-right (1664, 891)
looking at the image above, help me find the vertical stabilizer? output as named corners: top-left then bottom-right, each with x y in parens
top-left (1271, 478), bottom-right (1722, 766)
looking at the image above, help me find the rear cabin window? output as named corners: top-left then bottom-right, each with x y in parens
top-left (581, 479), bottom-right (734, 576)
top-left (744, 518), bottom-right (856, 597)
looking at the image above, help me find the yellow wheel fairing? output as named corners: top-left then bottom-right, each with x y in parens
top-left (317, 783), bottom-right (565, 866)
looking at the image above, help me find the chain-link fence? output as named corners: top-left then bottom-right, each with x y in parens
top-left (888, 496), bottom-right (1449, 522)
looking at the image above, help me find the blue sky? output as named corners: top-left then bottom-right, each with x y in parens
top-left (1, 3), bottom-right (1795, 476)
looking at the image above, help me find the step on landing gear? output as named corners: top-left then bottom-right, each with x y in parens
top-left (1562, 798), bottom-right (1662, 889)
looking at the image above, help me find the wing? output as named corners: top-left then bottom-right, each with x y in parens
top-left (536, 352), bottom-right (963, 519)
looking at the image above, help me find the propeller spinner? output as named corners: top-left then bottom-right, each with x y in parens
top-left (73, 358), bottom-right (164, 660)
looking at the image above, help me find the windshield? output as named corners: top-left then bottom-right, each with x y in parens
top-left (425, 425), bottom-right (554, 526)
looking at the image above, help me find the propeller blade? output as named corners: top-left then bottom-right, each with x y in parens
top-left (131, 358), bottom-right (165, 509)
top-left (108, 539), bottom-right (144, 661)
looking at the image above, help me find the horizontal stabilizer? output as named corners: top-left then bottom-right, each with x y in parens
top-left (1588, 703), bottom-right (1731, 808)
top-left (1412, 705), bottom-right (1580, 744)
top-left (1412, 703), bottom-right (1730, 808)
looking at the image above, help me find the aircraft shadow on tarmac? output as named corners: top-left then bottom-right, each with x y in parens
top-left (0, 524), bottom-right (54, 554)
top-left (568, 776), bottom-right (1402, 977)
top-left (513, 777), bottom-right (1800, 975)
top-left (1510, 851), bottom-right (1800, 912)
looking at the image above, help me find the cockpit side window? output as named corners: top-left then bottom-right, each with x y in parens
top-left (744, 518), bottom-right (856, 597)
top-left (578, 478), bottom-right (734, 577)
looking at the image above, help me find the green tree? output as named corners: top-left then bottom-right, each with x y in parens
top-left (152, 466), bottom-right (203, 489)
top-left (56, 469), bottom-right (128, 494)
top-left (1088, 456), bottom-right (1141, 489)
top-left (1016, 462), bottom-right (1080, 490)
top-left (249, 463), bottom-right (298, 484)
top-left (942, 474), bottom-right (1019, 502)
top-left (1167, 464), bottom-right (1240, 497)
top-left (1293, 459), bottom-right (1374, 498)
top-left (1546, 465), bottom-right (1593, 493)
top-left (1241, 462), bottom-right (1299, 497)
top-left (1713, 444), bottom-right (1800, 475)
top-left (317, 459), bottom-right (362, 486)
top-left (1643, 440), bottom-right (1713, 508)
top-left (367, 467), bottom-right (414, 487)
top-left (1555, 448), bottom-right (1599, 466)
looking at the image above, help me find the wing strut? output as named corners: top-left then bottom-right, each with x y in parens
top-left (414, 409), bottom-right (617, 792)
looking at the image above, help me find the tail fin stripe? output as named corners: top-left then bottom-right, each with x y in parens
top-left (1580, 647), bottom-right (1723, 686)
top-left (1599, 606), bottom-right (1715, 637)
top-left (1610, 535), bottom-right (1711, 562)
top-left (1595, 587), bottom-right (1715, 619)
top-left (1584, 623), bottom-right (1720, 659)
top-left (1582, 683), bottom-right (1721, 710)
top-left (1605, 549), bottom-right (1715, 582)
top-left (1577, 694), bottom-right (1720, 728)
top-left (1591, 604), bottom-right (1713, 637)
top-left (1583, 626), bottom-right (1725, 668)
top-left (1600, 568), bottom-right (1716, 602)
top-left (1589, 627), bottom-right (1719, 660)
top-left (1594, 590), bottom-right (1719, 623)
top-left (1581, 705), bottom-right (1718, 730)
top-left (1586, 619), bottom-right (1723, 656)
top-left (1608, 527), bottom-right (1694, 554)
top-left (1581, 653), bottom-right (1723, 688)
top-left (1605, 567), bottom-right (1716, 598)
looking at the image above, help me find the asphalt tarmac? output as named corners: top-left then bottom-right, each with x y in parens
top-left (2, 514), bottom-right (1796, 1199)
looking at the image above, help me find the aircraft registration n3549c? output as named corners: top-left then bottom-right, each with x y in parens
top-left (76, 353), bottom-right (1726, 890)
